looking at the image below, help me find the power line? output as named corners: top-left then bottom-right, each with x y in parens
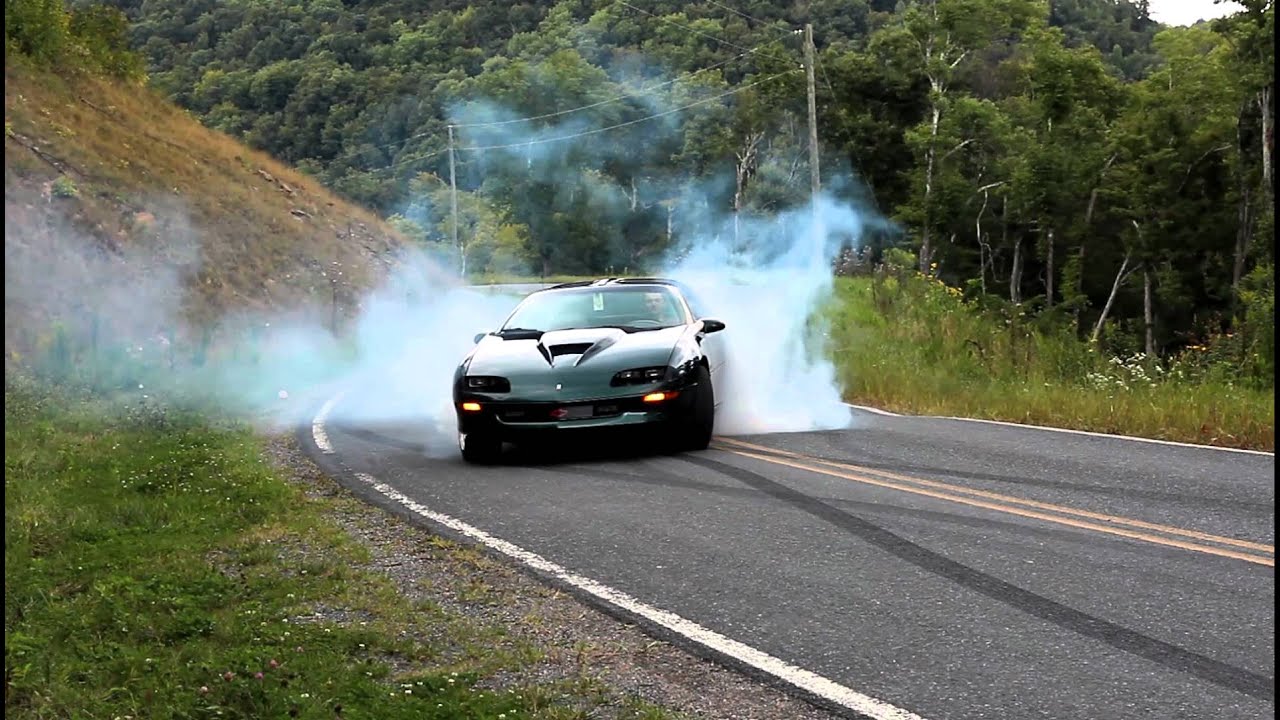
top-left (376, 67), bottom-right (798, 175)
top-left (450, 48), bottom-right (758, 129)
top-left (380, 147), bottom-right (449, 175)
top-left (702, 0), bottom-right (781, 28)
top-left (455, 69), bottom-right (799, 152)
top-left (355, 5), bottom-right (806, 169)
top-left (356, 41), bottom-right (771, 161)
top-left (615, 0), bottom-right (791, 63)
top-left (701, 0), bottom-right (836, 96)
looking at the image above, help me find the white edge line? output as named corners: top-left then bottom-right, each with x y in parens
top-left (350, 470), bottom-right (928, 720)
top-left (845, 403), bottom-right (901, 417)
top-left (311, 392), bottom-right (344, 454)
top-left (844, 403), bottom-right (1273, 457)
top-left (310, 395), bottom-right (927, 720)
top-left (933, 415), bottom-right (1275, 457)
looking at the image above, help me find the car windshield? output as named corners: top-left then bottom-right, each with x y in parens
top-left (501, 286), bottom-right (688, 333)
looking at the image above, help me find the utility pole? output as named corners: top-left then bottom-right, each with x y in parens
top-left (804, 23), bottom-right (820, 206)
top-left (447, 124), bottom-right (462, 277)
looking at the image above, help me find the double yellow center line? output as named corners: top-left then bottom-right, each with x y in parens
top-left (712, 437), bottom-right (1275, 567)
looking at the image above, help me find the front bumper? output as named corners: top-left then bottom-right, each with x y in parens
top-left (454, 385), bottom-right (698, 441)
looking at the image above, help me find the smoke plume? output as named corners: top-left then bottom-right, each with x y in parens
top-left (7, 50), bottom-right (875, 458)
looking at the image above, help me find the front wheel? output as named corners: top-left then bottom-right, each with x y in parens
top-left (459, 430), bottom-right (502, 464)
top-left (671, 365), bottom-right (714, 451)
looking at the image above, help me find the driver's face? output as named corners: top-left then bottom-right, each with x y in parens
top-left (644, 293), bottom-right (665, 314)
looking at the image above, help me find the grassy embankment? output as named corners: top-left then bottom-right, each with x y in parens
top-left (4, 378), bottom-right (681, 719)
top-left (823, 272), bottom-right (1274, 451)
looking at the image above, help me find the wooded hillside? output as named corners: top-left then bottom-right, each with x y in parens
top-left (24, 0), bottom-right (1279, 380)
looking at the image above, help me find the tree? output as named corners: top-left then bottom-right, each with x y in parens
top-left (892, 0), bottom-right (1042, 273)
top-left (1000, 25), bottom-right (1120, 316)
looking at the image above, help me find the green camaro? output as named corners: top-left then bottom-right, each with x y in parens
top-left (453, 278), bottom-right (728, 463)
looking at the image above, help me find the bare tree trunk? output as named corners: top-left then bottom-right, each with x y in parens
top-left (1143, 265), bottom-right (1156, 357)
top-left (733, 132), bottom-right (763, 247)
top-left (1233, 184), bottom-right (1253, 293)
top-left (1261, 84), bottom-right (1273, 197)
top-left (1010, 235), bottom-right (1023, 304)
top-left (625, 176), bottom-right (639, 212)
top-left (1044, 228), bottom-right (1055, 308)
top-left (975, 182), bottom-right (1000, 296)
top-left (920, 99), bottom-right (941, 273)
top-left (1083, 155), bottom-right (1116, 228)
top-left (977, 195), bottom-right (988, 295)
top-left (1076, 153), bottom-right (1116, 312)
top-left (1091, 251), bottom-right (1134, 343)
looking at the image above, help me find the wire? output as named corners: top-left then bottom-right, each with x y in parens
top-left (357, 41), bottom-right (773, 158)
top-left (450, 48), bottom-right (758, 129)
top-left (615, 0), bottom-right (791, 63)
top-left (455, 69), bottom-right (793, 151)
top-left (700, 0), bottom-right (835, 95)
top-left (618, 1), bottom-right (832, 98)
top-left (374, 67), bottom-right (797, 175)
top-left (383, 147), bottom-right (449, 174)
top-left (702, 0), bottom-right (781, 28)
top-left (359, 3), bottom-right (809, 174)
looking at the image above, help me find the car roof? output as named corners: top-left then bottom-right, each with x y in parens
top-left (540, 277), bottom-right (685, 293)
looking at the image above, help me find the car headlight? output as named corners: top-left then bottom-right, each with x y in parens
top-left (611, 366), bottom-right (668, 386)
top-left (465, 376), bottom-right (510, 392)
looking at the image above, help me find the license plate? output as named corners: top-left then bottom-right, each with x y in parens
top-left (561, 405), bottom-right (593, 420)
top-left (594, 404), bottom-right (618, 416)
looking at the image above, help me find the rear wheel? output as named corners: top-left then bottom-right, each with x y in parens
top-left (672, 365), bottom-right (714, 451)
top-left (459, 430), bottom-right (502, 464)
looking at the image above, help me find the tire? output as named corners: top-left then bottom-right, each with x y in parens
top-left (673, 364), bottom-right (714, 451)
top-left (459, 430), bottom-right (502, 464)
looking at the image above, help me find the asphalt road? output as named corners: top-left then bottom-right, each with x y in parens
top-left (307, 399), bottom-right (1275, 720)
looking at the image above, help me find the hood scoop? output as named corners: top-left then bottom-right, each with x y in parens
top-left (536, 332), bottom-right (620, 367)
top-left (547, 342), bottom-right (593, 357)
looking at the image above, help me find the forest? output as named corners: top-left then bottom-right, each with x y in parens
top-left (14, 0), bottom-right (1277, 380)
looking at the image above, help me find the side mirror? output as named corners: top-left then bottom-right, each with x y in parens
top-left (473, 332), bottom-right (489, 344)
top-left (699, 318), bottom-right (726, 334)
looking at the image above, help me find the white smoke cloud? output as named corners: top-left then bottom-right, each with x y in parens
top-left (664, 194), bottom-right (860, 435)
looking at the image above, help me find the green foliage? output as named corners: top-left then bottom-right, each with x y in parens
top-left (1237, 262), bottom-right (1275, 380)
top-left (825, 275), bottom-right (1273, 449)
top-left (50, 175), bottom-right (78, 198)
top-left (1048, 0), bottom-right (1161, 79)
top-left (5, 0), bottom-right (144, 80)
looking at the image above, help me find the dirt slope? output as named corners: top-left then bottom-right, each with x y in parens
top-left (4, 59), bottom-right (435, 361)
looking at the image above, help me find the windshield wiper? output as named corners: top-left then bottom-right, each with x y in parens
top-left (495, 327), bottom-right (544, 340)
top-left (598, 324), bottom-right (670, 333)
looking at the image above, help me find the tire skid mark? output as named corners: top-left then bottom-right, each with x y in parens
top-left (680, 454), bottom-right (1274, 702)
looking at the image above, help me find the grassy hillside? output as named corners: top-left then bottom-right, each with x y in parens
top-left (823, 272), bottom-right (1274, 451)
top-left (4, 55), bottom-right (425, 365)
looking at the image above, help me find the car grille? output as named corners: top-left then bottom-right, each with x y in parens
top-left (495, 398), bottom-right (649, 423)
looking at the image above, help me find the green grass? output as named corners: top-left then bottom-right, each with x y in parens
top-left (824, 274), bottom-right (1274, 451)
top-left (3, 376), bottom-right (684, 719)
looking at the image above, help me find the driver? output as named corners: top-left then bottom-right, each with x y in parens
top-left (643, 291), bottom-right (680, 324)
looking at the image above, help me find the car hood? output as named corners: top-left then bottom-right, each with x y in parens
top-left (464, 326), bottom-right (686, 401)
